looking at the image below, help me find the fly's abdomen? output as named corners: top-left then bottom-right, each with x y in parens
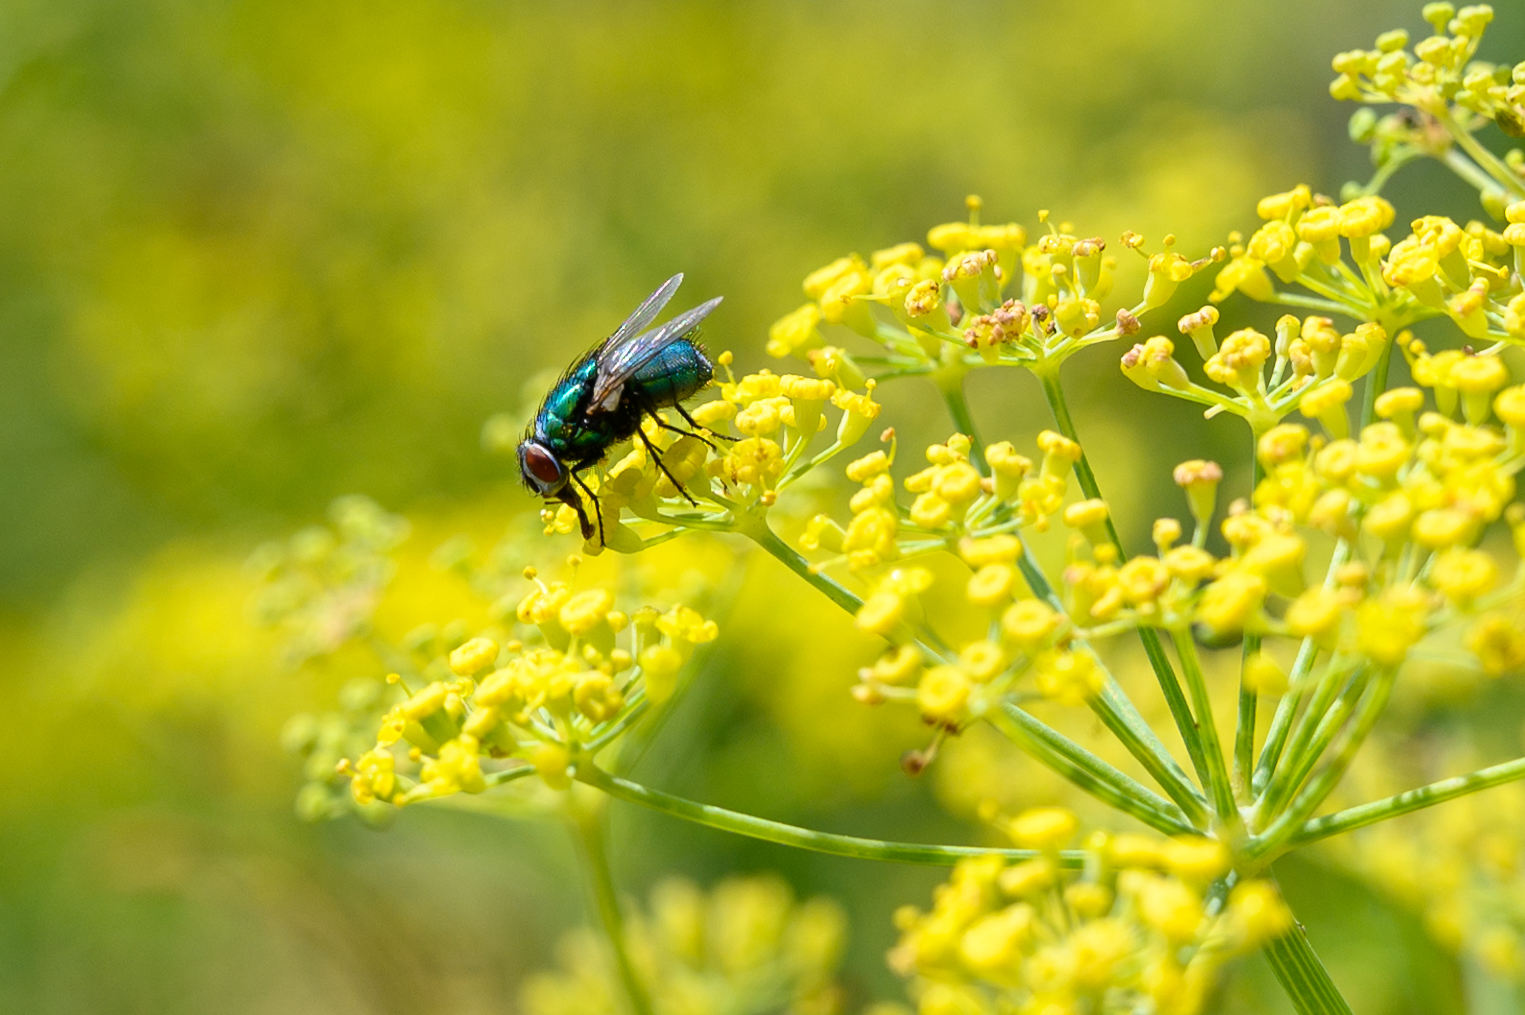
top-left (628, 339), bottom-right (712, 408)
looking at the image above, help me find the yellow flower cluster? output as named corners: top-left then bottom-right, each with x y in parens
top-left (521, 875), bottom-right (847, 1015)
top-left (803, 430), bottom-right (1083, 577)
top-left (1202, 181), bottom-right (1525, 373)
top-left (539, 362), bottom-right (882, 552)
top-left (889, 808), bottom-right (1291, 1015)
top-left (1125, 309), bottom-right (1390, 444)
top-left (342, 570), bottom-right (717, 806)
top-left (768, 199), bottom-right (1217, 383)
top-left (1329, 5), bottom-right (1523, 135)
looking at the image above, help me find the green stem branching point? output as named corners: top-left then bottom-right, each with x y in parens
top-left (576, 764), bottom-right (1083, 867)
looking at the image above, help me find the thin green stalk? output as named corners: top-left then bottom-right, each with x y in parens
top-left (1264, 924), bottom-right (1355, 1015)
top-left (1267, 292), bottom-right (1362, 316)
top-left (746, 517), bottom-right (863, 615)
top-left (1012, 532), bottom-right (1205, 808)
top-left (1234, 640), bottom-right (1258, 804)
top-left (993, 704), bottom-right (1196, 836)
top-left (576, 764), bottom-right (1083, 867)
top-left (1170, 628), bottom-right (1237, 823)
top-left (1289, 755), bottom-right (1525, 847)
top-left (1253, 542), bottom-right (1351, 795)
top-left (1035, 366), bottom-right (1216, 799)
top-left (1438, 110), bottom-right (1525, 197)
top-left (1275, 668), bottom-right (1372, 805)
top-left (1088, 694), bottom-right (1211, 827)
top-left (1358, 331), bottom-right (1394, 430)
top-left (1249, 669), bottom-right (1395, 861)
top-left (935, 369), bottom-right (986, 470)
top-left (574, 814), bottom-right (654, 1015)
top-left (1036, 369), bottom-right (1120, 548)
top-left (1256, 658), bottom-right (1357, 824)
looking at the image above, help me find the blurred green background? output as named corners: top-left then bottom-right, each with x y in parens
top-left (2, 1), bottom-right (1516, 1012)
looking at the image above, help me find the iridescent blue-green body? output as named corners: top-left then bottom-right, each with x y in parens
top-left (530, 339), bottom-right (713, 465)
top-left (516, 273), bottom-right (724, 542)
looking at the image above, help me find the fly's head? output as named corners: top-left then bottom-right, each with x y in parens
top-left (518, 438), bottom-right (568, 497)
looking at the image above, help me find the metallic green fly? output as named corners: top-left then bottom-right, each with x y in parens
top-left (517, 273), bottom-right (726, 543)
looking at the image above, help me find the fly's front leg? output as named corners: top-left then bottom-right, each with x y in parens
top-left (556, 472), bottom-right (602, 544)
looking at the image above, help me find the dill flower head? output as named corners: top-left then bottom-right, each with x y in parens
top-left (293, 562), bottom-right (718, 812)
top-left (521, 875), bottom-right (848, 1015)
top-left (888, 808), bottom-right (1291, 1015)
top-left (765, 199), bottom-right (1215, 390)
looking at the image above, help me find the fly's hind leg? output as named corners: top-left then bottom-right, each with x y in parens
top-left (635, 424), bottom-right (699, 506)
top-left (674, 402), bottom-right (737, 444)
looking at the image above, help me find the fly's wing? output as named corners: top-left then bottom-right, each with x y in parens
top-left (588, 295), bottom-right (723, 413)
top-left (604, 273), bottom-right (684, 352)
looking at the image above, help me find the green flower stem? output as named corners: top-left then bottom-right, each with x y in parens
top-left (744, 516), bottom-right (864, 616)
top-left (745, 505), bottom-right (1181, 827)
top-left (573, 812), bottom-right (655, 1015)
top-left (1170, 629), bottom-right (1237, 824)
top-left (1247, 669), bottom-right (1395, 862)
top-left (1253, 542), bottom-right (1351, 795)
top-left (485, 765), bottom-right (538, 787)
top-left (934, 367), bottom-right (986, 470)
top-left (1352, 144), bottom-right (1424, 198)
top-left (1234, 672), bottom-right (1258, 803)
top-left (1254, 640), bottom-right (1320, 798)
top-left (1442, 146), bottom-right (1514, 198)
top-left (1267, 292), bottom-right (1361, 316)
top-left (1035, 365), bottom-right (1217, 802)
top-left (1011, 532), bottom-right (1206, 818)
top-left (1035, 368), bottom-right (1120, 548)
top-left (587, 699), bottom-right (650, 752)
top-left (1256, 658), bottom-right (1357, 825)
top-left (1358, 330), bottom-right (1394, 430)
top-left (1288, 754), bottom-right (1525, 848)
top-left (992, 704), bottom-right (1196, 836)
top-left (1263, 924), bottom-right (1355, 1015)
top-left (1087, 694), bottom-right (1211, 828)
top-left (1235, 443), bottom-right (1269, 801)
top-left (1437, 108), bottom-right (1525, 197)
top-left (575, 763), bottom-right (1084, 867)
top-left (1272, 668), bottom-right (1373, 811)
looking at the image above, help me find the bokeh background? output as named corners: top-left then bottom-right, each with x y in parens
top-left (2, 1), bottom-right (1519, 1012)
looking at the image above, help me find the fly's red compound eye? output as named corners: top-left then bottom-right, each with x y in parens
top-left (520, 442), bottom-right (565, 491)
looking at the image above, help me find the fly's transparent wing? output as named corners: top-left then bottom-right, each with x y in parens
top-left (603, 273), bottom-right (684, 352)
top-left (588, 295), bottom-right (724, 413)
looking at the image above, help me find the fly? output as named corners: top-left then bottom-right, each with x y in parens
top-left (517, 273), bottom-right (727, 543)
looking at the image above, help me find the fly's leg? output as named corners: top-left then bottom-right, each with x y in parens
top-left (674, 402), bottom-right (737, 443)
top-left (558, 474), bottom-right (602, 544)
top-left (635, 425), bottom-right (699, 506)
top-left (651, 415), bottom-right (722, 451)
